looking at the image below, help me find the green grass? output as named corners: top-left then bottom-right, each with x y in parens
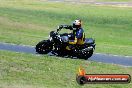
top-left (69, 0), bottom-right (132, 2)
top-left (95, 0), bottom-right (132, 2)
top-left (0, 50), bottom-right (132, 88)
top-left (0, 1), bottom-right (132, 88)
top-left (0, 0), bottom-right (132, 56)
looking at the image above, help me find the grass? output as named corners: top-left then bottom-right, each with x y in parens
top-left (94, 0), bottom-right (132, 2)
top-left (0, 1), bottom-right (132, 88)
top-left (0, 0), bottom-right (132, 56)
top-left (0, 50), bottom-right (132, 88)
top-left (68, 0), bottom-right (132, 2)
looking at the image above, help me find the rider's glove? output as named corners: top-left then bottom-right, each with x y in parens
top-left (57, 25), bottom-right (63, 31)
top-left (59, 25), bottom-right (63, 29)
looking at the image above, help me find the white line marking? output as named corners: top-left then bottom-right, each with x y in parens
top-left (95, 53), bottom-right (132, 58)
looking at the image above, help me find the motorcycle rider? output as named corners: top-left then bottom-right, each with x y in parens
top-left (58, 19), bottom-right (85, 50)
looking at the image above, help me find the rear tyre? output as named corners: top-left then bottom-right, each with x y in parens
top-left (36, 40), bottom-right (53, 54)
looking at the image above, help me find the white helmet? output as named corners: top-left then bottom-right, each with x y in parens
top-left (73, 20), bottom-right (82, 28)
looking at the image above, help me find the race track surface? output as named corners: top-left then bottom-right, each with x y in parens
top-left (0, 42), bottom-right (132, 66)
top-left (47, 0), bottom-right (132, 6)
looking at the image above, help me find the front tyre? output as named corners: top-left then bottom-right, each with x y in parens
top-left (36, 40), bottom-right (53, 54)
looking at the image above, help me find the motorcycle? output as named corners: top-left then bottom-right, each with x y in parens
top-left (35, 26), bottom-right (96, 60)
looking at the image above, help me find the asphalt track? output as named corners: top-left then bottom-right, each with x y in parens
top-left (0, 42), bottom-right (132, 66)
top-left (47, 0), bottom-right (132, 6)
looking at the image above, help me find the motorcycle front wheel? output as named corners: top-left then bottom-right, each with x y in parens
top-left (36, 40), bottom-right (53, 54)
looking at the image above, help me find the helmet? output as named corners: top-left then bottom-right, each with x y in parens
top-left (73, 20), bottom-right (82, 28)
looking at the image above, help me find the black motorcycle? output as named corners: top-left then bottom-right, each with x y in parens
top-left (35, 27), bottom-right (96, 60)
